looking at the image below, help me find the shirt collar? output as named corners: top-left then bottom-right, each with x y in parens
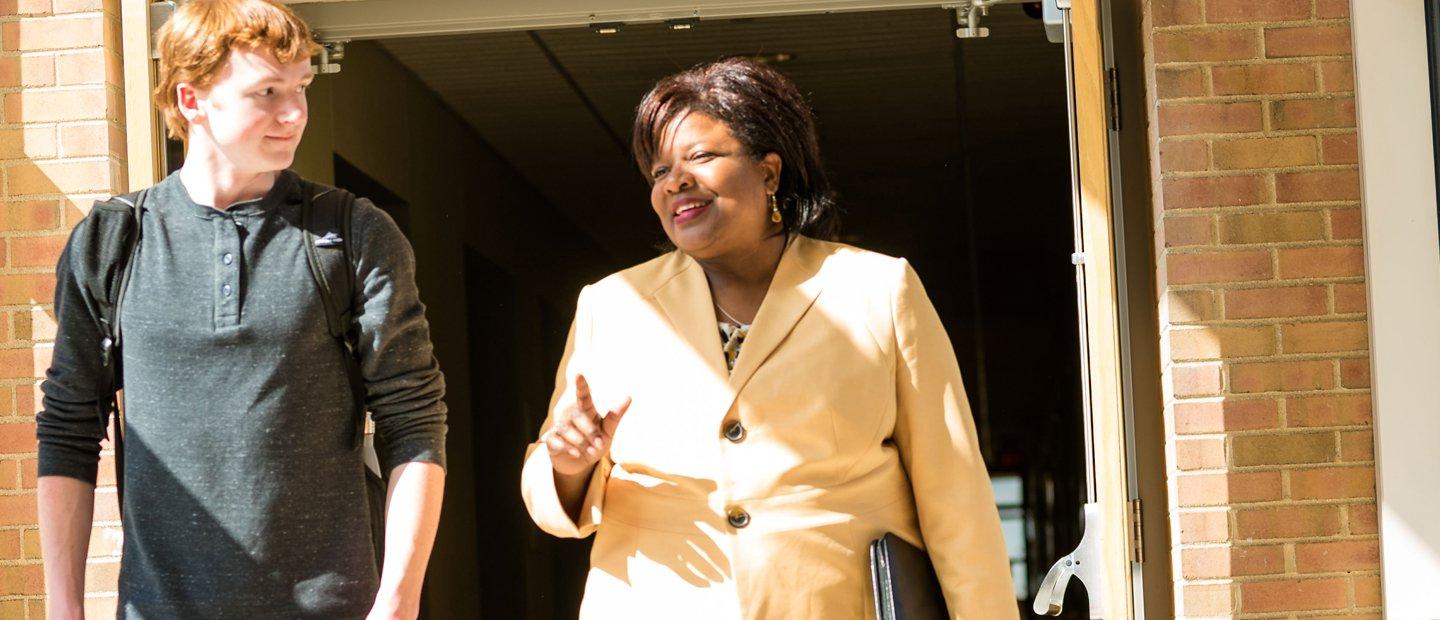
top-left (157, 169), bottom-right (299, 219)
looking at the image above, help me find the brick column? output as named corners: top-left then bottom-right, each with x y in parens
top-left (1147, 0), bottom-right (1380, 617)
top-left (1, 0), bottom-right (126, 617)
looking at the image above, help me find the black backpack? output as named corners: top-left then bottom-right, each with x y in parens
top-left (77, 180), bottom-right (387, 567)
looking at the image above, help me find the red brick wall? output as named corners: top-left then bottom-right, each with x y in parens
top-left (1, 0), bottom-right (124, 616)
top-left (1148, 0), bottom-right (1380, 616)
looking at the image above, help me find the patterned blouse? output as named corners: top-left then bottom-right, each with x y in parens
top-left (719, 321), bottom-right (750, 373)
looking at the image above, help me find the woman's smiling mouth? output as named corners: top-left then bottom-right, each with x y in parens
top-left (672, 199), bottom-right (713, 225)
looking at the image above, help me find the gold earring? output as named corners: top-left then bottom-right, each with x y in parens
top-left (769, 194), bottom-right (782, 224)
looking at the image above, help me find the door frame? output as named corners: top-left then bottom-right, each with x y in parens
top-left (1352, 1), bottom-right (1440, 616)
top-left (1066, 1), bottom-right (1140, 616)
top-left (1101, 0), bottom-right (1173, 616)
top-left (122, 0), bottom-right (165, 191)
top-left (121, 1), bottom-right (1158, 616)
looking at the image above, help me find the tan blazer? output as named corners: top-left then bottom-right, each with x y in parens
top-left (521, 236), bottom-right (1019, 619)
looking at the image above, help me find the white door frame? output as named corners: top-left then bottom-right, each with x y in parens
top-left (1351, 1), bottom-right (1440, 616)
top-left (295, 1), bottom-right (1143, 617)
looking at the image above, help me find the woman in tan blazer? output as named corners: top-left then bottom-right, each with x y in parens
top-left (520, 58), bottom-right (1019, 619)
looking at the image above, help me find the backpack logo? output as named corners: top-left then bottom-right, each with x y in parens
top-left (314, 231), bottom-right (344, 248)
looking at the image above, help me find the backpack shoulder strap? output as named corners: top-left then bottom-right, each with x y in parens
top-left (107, 190), bottom-right (146, 362)
top-left (300, 181), bottom-right (357, 343)
top-left (74, 190), bottom-right (146, 360)
top-left (72, 188), bottom-right (145, 513)
top-left (299, 180), bottom-right (367, 449)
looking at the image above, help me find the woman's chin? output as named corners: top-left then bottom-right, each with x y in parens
top-left (670, 228), bottom-right (719, 257)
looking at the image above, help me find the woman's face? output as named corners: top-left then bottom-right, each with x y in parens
top-left (648, 112), bottom-right (782, 260)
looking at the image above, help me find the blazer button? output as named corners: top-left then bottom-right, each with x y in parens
top-left (727, 507), bottom-right (751, 529)
top-left (722, 420), bottom-right (746, 443)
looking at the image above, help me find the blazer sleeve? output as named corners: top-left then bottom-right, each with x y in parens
top-left (520, 285), bottom-right (610, 538)
top-left (890, 259), bottom-right (1020, 619)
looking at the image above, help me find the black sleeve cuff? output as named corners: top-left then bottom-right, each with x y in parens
top-left (377, 434), bottom-right (447, 475)
top-left (37, 443), bottom-right (100, 486)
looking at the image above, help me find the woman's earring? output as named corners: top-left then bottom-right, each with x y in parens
top-left (769, 194), bottom-right (783, 224)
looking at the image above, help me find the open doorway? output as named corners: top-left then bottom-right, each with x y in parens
top-left (296, 5), bottom-right (1089, 617)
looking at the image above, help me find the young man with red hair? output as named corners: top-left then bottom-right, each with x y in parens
top-left (36, 1), bottom-right (447, 617)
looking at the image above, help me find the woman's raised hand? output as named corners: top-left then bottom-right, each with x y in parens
top-left (545, 374), bottom-right (631, 476)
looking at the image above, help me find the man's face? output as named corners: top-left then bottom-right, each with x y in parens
top-left (181, 46), bottom-right (313, 173)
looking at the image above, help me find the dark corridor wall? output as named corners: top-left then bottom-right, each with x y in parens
top-left (293, 41), bottom-right (614, 618)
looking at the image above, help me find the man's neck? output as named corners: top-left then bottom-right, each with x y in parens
top-left (178, 138), bottom-right (281, 210)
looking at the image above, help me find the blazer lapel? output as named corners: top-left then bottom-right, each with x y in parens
top-left (726, 236), bottom-right (825, 393)
top-left (650, 255), bottom-right (731, 384)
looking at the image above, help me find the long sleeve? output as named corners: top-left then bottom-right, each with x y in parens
top-left (519, 286), bottom-right (609, 538)
top-left (36, 229), bottom-right (106, 484)
top-left (351, 199), bottom-right (448, 474)
top-left (890, 259), bottom-right (1019, 619)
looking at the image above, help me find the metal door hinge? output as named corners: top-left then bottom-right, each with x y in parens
top-left (315, 40), bottom-right (345, 75)
top-left (1129, 498), bottom-right (1145, 563)
top-left (1107, 66), bottom-right (1122, 132)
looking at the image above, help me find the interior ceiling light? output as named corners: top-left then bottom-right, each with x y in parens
top-left (749, 52), bottom-right (794, 65)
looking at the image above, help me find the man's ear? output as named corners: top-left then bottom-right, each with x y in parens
top-left (176, 82), bottom-right (203, 124)
top-left (760, 152), bottom-right (783, 194)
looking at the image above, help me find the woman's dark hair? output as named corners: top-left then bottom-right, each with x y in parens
top-left (632, 57), bottom-right (840, 241)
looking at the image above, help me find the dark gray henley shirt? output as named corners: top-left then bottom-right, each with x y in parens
top-left (35, 170), bottom-right (448, 618)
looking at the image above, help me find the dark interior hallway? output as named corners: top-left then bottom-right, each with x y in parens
top-left (298, 5), bottom-right (1090, 616)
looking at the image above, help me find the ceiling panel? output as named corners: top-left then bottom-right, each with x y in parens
top-left (378, 5), bottom-right (1062, 260)
top-left (381, 31), bottom-right (654, 262)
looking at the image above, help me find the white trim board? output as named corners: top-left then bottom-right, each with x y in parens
top-left (1352, 1), bottom-right (1440, 616)
top-left (291, 0), bottom-right (952, 40)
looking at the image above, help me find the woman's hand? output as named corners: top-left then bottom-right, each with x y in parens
top-left (545, 374), bottom-right (631, 476)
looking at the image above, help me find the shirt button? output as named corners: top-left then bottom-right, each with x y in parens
top-left (722, 420), bottom-right (746, 443)
top-left (222, 253), bottom-right (233, 265)
top-left (726, 507), bottom-right (750, 529)
top-left (222, 283), bottom-right (232, 297)
top-left (233, 219), bottom-right (243, 227)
